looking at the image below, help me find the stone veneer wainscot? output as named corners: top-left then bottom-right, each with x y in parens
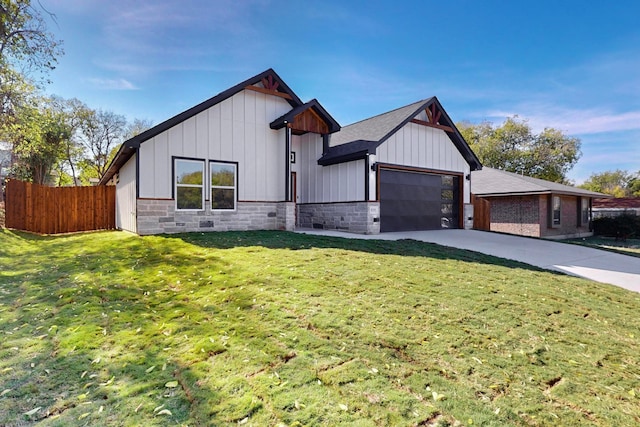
top-left (136, 199), bottom-right (295, 235)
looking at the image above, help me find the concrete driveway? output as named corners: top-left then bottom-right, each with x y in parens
top-left (296, 229), bottom-right (640, 292)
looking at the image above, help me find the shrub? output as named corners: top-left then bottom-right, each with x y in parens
top-left (593, 214), bottom-right (640, 238)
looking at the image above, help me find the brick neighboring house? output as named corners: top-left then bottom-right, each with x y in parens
top-left (592, 197), bottom-right (640, 218)
top-left (471, 167), bottom-right (610, 239)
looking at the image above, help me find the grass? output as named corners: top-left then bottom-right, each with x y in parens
top-left (0, 229), bottom-right (639, 426)
top-left (563, 235), bottom-right (640, 258)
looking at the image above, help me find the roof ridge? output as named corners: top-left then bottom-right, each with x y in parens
top-left (341, 98), bottom-right (432, 128)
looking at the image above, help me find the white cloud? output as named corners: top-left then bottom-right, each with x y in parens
top-left (87, 78), bottom-right (138, 90)
top-left (484, 105), bottom-right (640, 135)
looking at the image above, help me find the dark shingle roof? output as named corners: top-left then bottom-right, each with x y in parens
top-left (472, 167), bottom-right (610, 198)
top-left (319, 97), bottom-right (482, 169)
top-left (329, 100), bottom-right (429, 146)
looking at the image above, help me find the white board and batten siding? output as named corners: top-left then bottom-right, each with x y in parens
top-left (376, 122), bottom-right (472, 203)
top-left (115, 152), bottom-right (137, 233)
top-left (294, 133), bottom-right (365, 204)
top-left (137, 89), bottom-right (292, 201)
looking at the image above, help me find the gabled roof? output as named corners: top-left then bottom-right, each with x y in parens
top-left (99, 69), bottom-right (303, 185)
top-left (471, 167), bottom-right (611, 198)
top-left (318, 97), bottom-right (482, 169)
top-left (270, 99), bottom-right (341, 134)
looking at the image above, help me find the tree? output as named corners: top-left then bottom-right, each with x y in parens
top-left (458, 116), bottom-right (581, 183)
top-left (78, 109), bottom-right (126, 179)
top-left (49, 96), bottom-right (92, 184)
top-left (580, 170), bottom-right (640, 197)
top-left (0, 0), bottom-right (62, 72)
top-left (3, 96), bottom-right (71, 184)
top-left (630, 173), bottom-right (640, 197)
top-left (124, 118), bottom-right (153, 140)
top-left (0, 0), bottom-right (63, 120)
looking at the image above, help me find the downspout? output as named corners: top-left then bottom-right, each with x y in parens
top-left (285, 123), bottom-right (291, 202)
top-left (135, 146), bottom-right (140, 199)
top-left (364, 153), bottom-right (370, 202)
top-left (322, 134), bottom-right (329, 155)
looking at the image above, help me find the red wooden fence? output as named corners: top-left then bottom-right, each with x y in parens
top-left (5, 180), bottom-right (115, 234)
top-left (471, 194), bottom-right (491, 231)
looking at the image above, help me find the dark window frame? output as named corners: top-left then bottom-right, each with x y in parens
top-left (173, 156), bottom-right (205, 212)
top-left (209, 160), bottom-right (238, 211)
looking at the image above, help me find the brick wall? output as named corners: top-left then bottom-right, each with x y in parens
top-left (136, 199), bottom-right (295, 235)
top-left (541, 195), bottom-right (591, 239)
top-left (487, 194), bottom-right (592, 239)
top-left (298, 201), bottom-right (381, 234)
top-left (489, 196), bottom-right (541, 237)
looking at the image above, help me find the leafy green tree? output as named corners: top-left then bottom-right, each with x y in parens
top-left (458, 116), bottom-right (581, 183)
top-left (4, 96), bottom-right (71, 184)
top-left (0, 0), bottom-right (63, 120)
top-left (580, 169), bottom-right (639, 197)
top-left (630, 173), bottom-right (640, 197)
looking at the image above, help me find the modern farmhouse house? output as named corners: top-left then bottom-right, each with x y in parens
top-left (99, 69), bottom-right (481, 235)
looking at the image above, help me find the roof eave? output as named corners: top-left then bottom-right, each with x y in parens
top-left (318, 149), bottom-right (371, 166)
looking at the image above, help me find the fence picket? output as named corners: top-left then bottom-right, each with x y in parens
top-left (5, 180), bottom-right (116, 234)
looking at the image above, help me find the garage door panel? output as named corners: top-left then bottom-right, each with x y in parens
top-left (380, 169), bottom-right (459, 232)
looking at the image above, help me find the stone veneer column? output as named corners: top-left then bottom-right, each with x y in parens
top-left (298, 201), bottom-right (380, 234)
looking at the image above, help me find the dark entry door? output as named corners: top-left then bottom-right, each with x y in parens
top-left (379, 168), bottom-right (459, 232)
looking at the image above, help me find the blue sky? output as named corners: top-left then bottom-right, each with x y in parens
top-left (44, 0), bottom-right (640, 183)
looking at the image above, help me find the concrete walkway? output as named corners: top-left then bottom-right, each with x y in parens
top-left (295, 229), bottom-right (640, 292)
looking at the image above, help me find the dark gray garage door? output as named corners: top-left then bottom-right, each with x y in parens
top-left (379, 169), bottom-right (460, 232)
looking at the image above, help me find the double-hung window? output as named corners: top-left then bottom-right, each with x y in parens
top-left (210, 161), bottom-right (237, 210)
top-left (175, 158), bottom-right (205, 211)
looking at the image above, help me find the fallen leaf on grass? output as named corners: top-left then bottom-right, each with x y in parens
top-left (1, 389), bottom-right (11, 396)
top-left (78, 412), bottom-right (90, 420)
top-left (24, 407), bottom-right (41, 416)
top-left (156, 409), bottom-right (172, 416)
top-left (338, 403), bottom-right (348, 411)
top-left (432, 391), bottom-right (446, 401)
top-left (145, 365), bottom-right (156, 373)
top-left (165, 381), bottom-right (178, 388)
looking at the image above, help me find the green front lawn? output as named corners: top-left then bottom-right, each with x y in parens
top-left (1, 229), bottom-right (638, 426)
top-left (563, 236), bottom-right (640, 258)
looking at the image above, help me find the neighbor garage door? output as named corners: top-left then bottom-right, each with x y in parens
top-left (379, 168), bottom-right (460, 232)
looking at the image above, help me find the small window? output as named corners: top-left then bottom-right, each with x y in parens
top-left (175, 158), bottom-right (204, 211)
top-left (552, 195), bottom-right (561, 227)
top-left (210, 161), bottom-right (237, 210)
top-left (581, 197), bottom-right (590, 225)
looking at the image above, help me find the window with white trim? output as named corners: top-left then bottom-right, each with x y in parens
top-left (210, 161), bottom-right (237, 210)
top-left (552, 195), bottom-right (561, 227)
top-left (174, 158), bottom-right (204, 211)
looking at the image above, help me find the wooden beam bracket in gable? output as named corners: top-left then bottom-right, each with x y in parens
top-left (410, 118), bottom-right (453, 133)
top-left (244, 85), bottom-right (293, 100)
top-left (412, 102), bottom-right (451, 132)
